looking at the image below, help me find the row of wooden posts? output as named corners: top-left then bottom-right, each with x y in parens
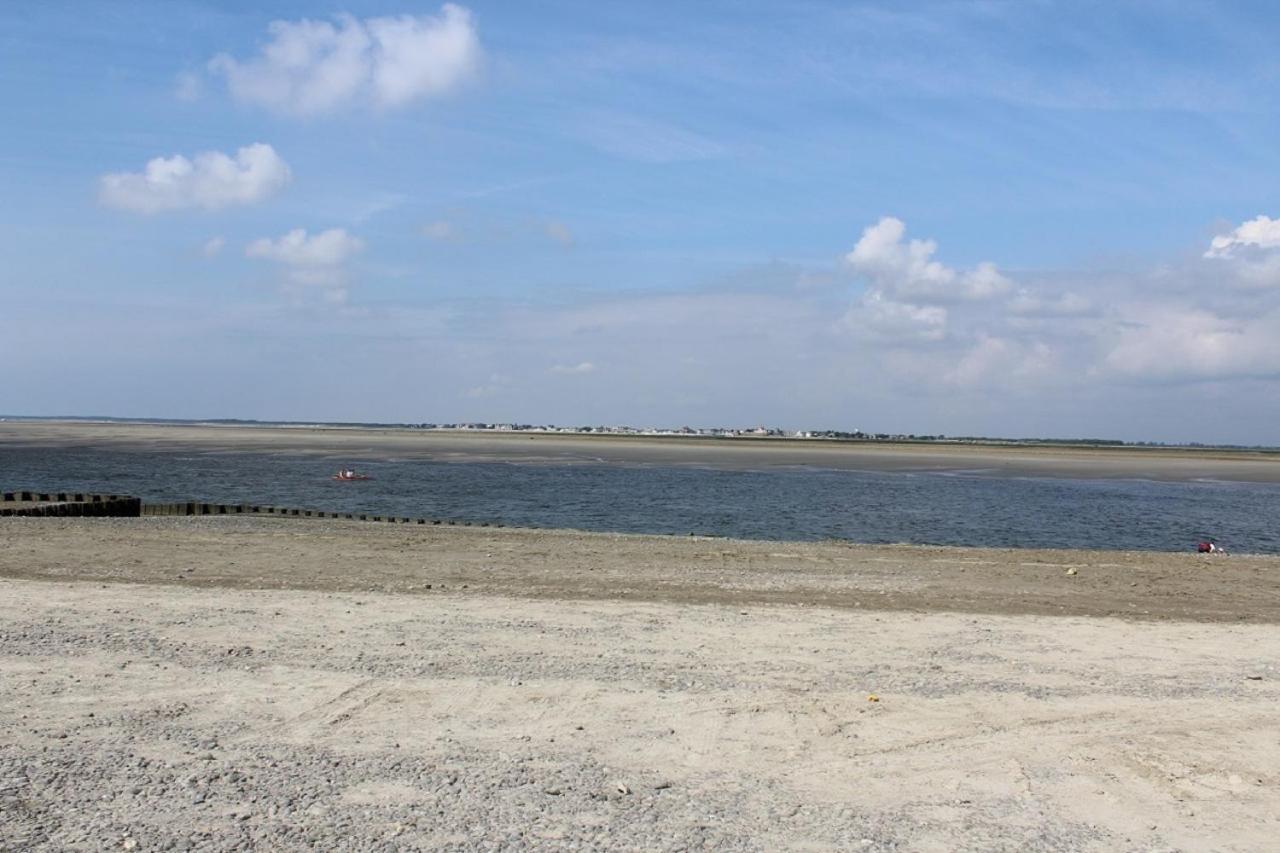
top-left (141, 502), bottom-right (497, 526)
top-left (1, 492), bottom-right (141, 517)
top-left (1, 491), bottom-right (497, 526)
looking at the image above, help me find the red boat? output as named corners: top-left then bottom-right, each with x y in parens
top-left (333, 468), bottom-right (372, 481)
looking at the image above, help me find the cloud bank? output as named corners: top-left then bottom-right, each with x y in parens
top-left (210, 5), bottom-right (481, 116)
top-left (98, 143), bottom-right (290, 213)
top-left (836, 214), bottom-right (1280, 389)
top-left (80, 211), bottom-right (1280, 440)
top-left (219, 214), bottom-right (1280, 405)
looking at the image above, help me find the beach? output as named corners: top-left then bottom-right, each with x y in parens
top-left (13, 3), bottom-right (1280, 850)
top-left (3, 517), bottom-right (1279, 850)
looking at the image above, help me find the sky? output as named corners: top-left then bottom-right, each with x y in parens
top-left (3, 0), bottom-right (1280, 443)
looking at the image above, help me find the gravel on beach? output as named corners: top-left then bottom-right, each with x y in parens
top-left (2, 517), bottom-right (1279, 851)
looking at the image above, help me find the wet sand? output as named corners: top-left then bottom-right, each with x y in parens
top-left (5, 517), bottom-right (1280, 623)
top-left (3, 517), bottom-right (1279, 850)
top-left (4, 419), bottom-right (1280, 481)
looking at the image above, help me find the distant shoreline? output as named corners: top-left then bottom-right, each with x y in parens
top-left (3, 414), bottom-right (1277, 454)
top-left (5, 419), bottom-right (1280, 482)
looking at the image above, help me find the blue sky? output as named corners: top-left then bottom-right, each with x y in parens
top-left (4, 1), bottom-right (1280, 442)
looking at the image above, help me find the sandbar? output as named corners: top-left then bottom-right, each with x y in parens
top-left (4, 419), bottom-right (1280, 481)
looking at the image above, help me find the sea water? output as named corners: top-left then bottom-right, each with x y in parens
top-left (2, 445), bottom-right (1278, 554)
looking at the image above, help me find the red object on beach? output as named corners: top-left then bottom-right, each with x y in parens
top-left (1197, 541), bottom-right (1213, 553)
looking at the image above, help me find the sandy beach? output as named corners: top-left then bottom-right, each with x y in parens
top-left (4, 420), bottom-right (1280, 482)
top-left (3, 517), bottom-right (1279, 850)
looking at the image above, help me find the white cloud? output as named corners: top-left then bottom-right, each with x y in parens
top-left (1007, 289), bottom-right (1094, 317)
top-left (841, 217), bottom-right (1017, 348)
top-left (246, 228), bottom-right (364, 302)
top-left (459, 211), bottom-right (1280, 434)
top-left (944, 336), bottom-right (1054, 387)
top-left (209, 5), bottom-right (480, 116)
top-left (1231, 255), bottom-right (1280, 289)
top-left (366, 10), bottom-right (481, 106)
top-left (550, 361), bottom-right (595, 375)
top-left (1203, 214), bottom-right (1280, 290)
top-left (1102, 305), bottom-right (1280, 381)
top-left (246, 228), bottom-right (364, 267)
top-left (963, 262), bottom-right (1014, 300)
top-left (98, 143), bottom-right (290, 214)
top-left (845, 217), bottom-right (1013, 303)
top-left (1204, 215), bottom-right (1280, 258)
top-left (845, 290), bottom-right (947, 341)
top-left (422, 220), bottom-right (457, 241)
top-left (201, 236), bottom-right (226, 258)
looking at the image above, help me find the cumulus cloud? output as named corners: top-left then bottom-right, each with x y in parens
top-left (845, 217), bottom-right (1013, 303)
top-left (841, 214), bottom-right (1277, 391)
top-left (1202, 214), bottom-right (1280, 289)
top-left (246, 228), bottom-right (364, 267)
top-left (98, 143), bottom-right (290, 213)
top-left (1204, 215), bottom-right (1280, 258)
top-left (841, 216), bottom-right (1021, 353)
top-left (246, 228), bottom-right (365, 301)
top-left (209, 5), bottom-right (480, 116)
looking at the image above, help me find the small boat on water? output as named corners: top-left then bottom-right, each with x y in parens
top-left (333, 468), bottom-right (372, 481)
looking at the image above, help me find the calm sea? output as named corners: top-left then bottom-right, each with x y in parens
top-left (3, 445), bottom-right (1278, 554)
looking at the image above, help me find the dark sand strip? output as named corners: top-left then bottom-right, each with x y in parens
top-left (4, 517), bottom-right (1278, 623)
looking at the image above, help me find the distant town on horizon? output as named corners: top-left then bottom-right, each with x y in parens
top-left (4, 415), bottom-right (1276, 453)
